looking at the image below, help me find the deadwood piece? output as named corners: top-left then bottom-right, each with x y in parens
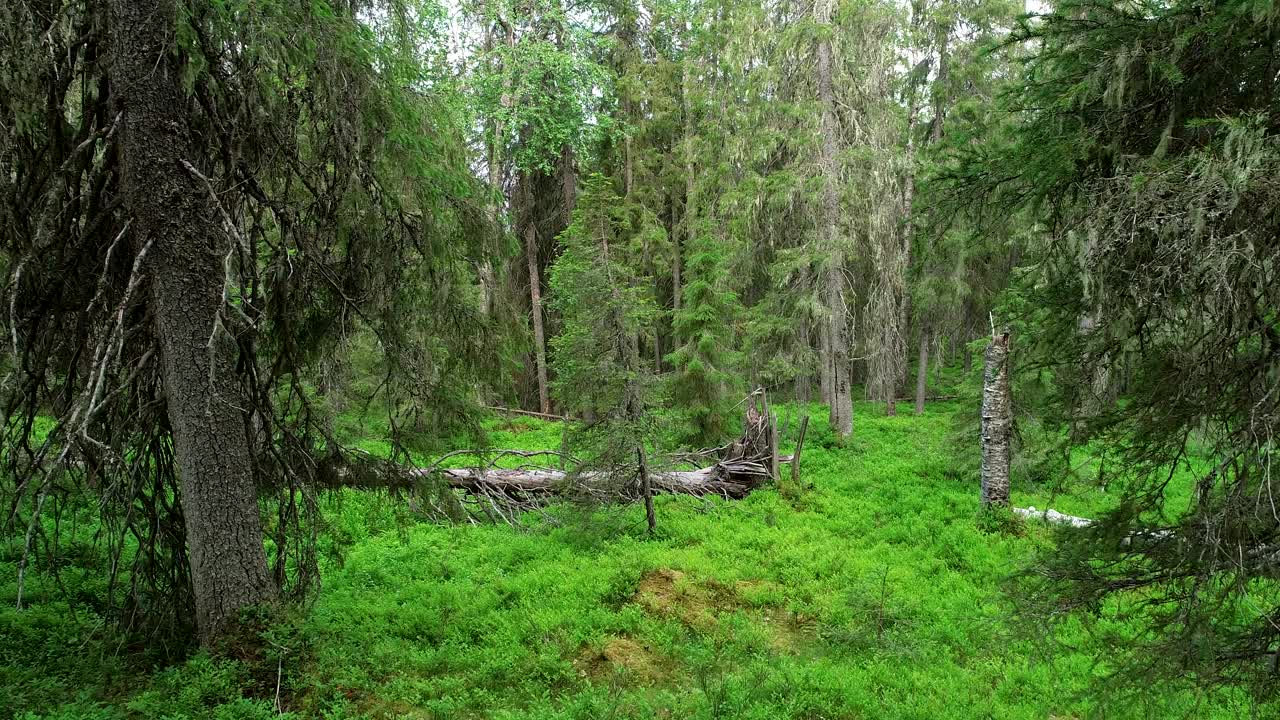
top-left (980, 330), bottom-right (1012, 507)
top-left (1014, 506), bottom-right (1092, 528)
top-left (638, 447), bottom-right (656, 533)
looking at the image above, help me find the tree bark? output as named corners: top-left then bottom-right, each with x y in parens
top-left (914, 325), bottom-right (929, 415)
top-left (523, 180), bottom-right (551, 415)
top-left (980, 331), bottom-right (1012, 507)
top-left (109, 0), bottom-right (273, 645)
top-left (815, 0), bottom-right (852, 438)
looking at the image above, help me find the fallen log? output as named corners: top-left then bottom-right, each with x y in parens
top-left (425, 460), bottom-right (770, 500)
top-left (326, 391), bottom-right (795, 511)
top-left (324, 449), bottom-right (770, 500)
top-left (483, 405), bottom-right (568, 421)
top-left (1014, 506), bottom-right (1093, 528)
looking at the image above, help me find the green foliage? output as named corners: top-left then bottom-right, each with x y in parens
top-left (946, 0), bottom-right (1280, 697)
top-left (470, 0), bottom-right (613, 174)
top-left (8, 403), bottom-right (1260, 718)
top-left (550, 174), bottom-right (660, 419)
top-left (549, 173), bottom-right (667, 473)
top-left (667, 227), bottom-right (742, 446)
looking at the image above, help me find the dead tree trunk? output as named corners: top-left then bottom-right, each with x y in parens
top-left (638, 447), bottom-right (656, 534)
top-left (332, 394), bottom-right (785, 510)
top-left (980, 330), bottom-right (1012, 507)
top-left (109, 0), bottom-right (273, 645)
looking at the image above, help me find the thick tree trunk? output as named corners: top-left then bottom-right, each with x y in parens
top-left (914, 325), bottom-right (929, 415)
top-left (980, 331), bottom-right (1012, 507)
top-left (815, 0), bottom-right (852, 438)
top-left (524, 213), bottom-right (551, 415)
top-left (109, 0), bottom-right (273, 645)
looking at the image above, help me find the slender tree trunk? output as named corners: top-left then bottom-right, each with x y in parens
top-left (815, 0), bottom-right (852, 437)
top-left (481, 19), bottom-right (515, 318)
top-left (677, 45), bottom-right (694, 323)
top-left (673, 221), bottom-right (682, 315)
top-left (980, 331), bottom-right (1011, 507)
top-left (932, 26), bottom-right (949, 146)
top-left (914, 324), bottom-right (929, 415)
top-left (109, 0), bottom-right (273, 644)
top-left (523, 181), bottom-right (551, 415)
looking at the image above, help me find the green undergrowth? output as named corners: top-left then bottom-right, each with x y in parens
top-left (3, 401), bottom-right (1253, 719)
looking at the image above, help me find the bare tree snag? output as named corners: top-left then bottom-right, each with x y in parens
top-left (109, 0), bottom-right (273, 644)
top-left (980, 330), bottom-right (1012, 507)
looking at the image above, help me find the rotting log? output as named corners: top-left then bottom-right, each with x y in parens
top-left (1014, 506), bottom-right (1092, 528)
top-left (324, 460), bottom-right (769, 501)
top-left (430, 462), bottom-right (770, 500)
top-left (326, 391), bottom-right (786, 508)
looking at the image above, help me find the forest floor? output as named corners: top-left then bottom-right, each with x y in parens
top-left (2, 401), bottom-right (1250, 719)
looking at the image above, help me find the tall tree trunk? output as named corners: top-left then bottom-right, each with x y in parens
top-left (109, 0), bottom-right (273, 644)
top-left (914, 324), bottom-right (929, 415)
top-left (677, 44), bottom-right (694, 324)
top-left (480, 18), bottom-right (515, 318)
top-left (980, 331), bottom-right (1011, 507)
top-left (523, 189), bottom-right (551, 415)
top-left (815, 0), bottom-right (852, 437)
